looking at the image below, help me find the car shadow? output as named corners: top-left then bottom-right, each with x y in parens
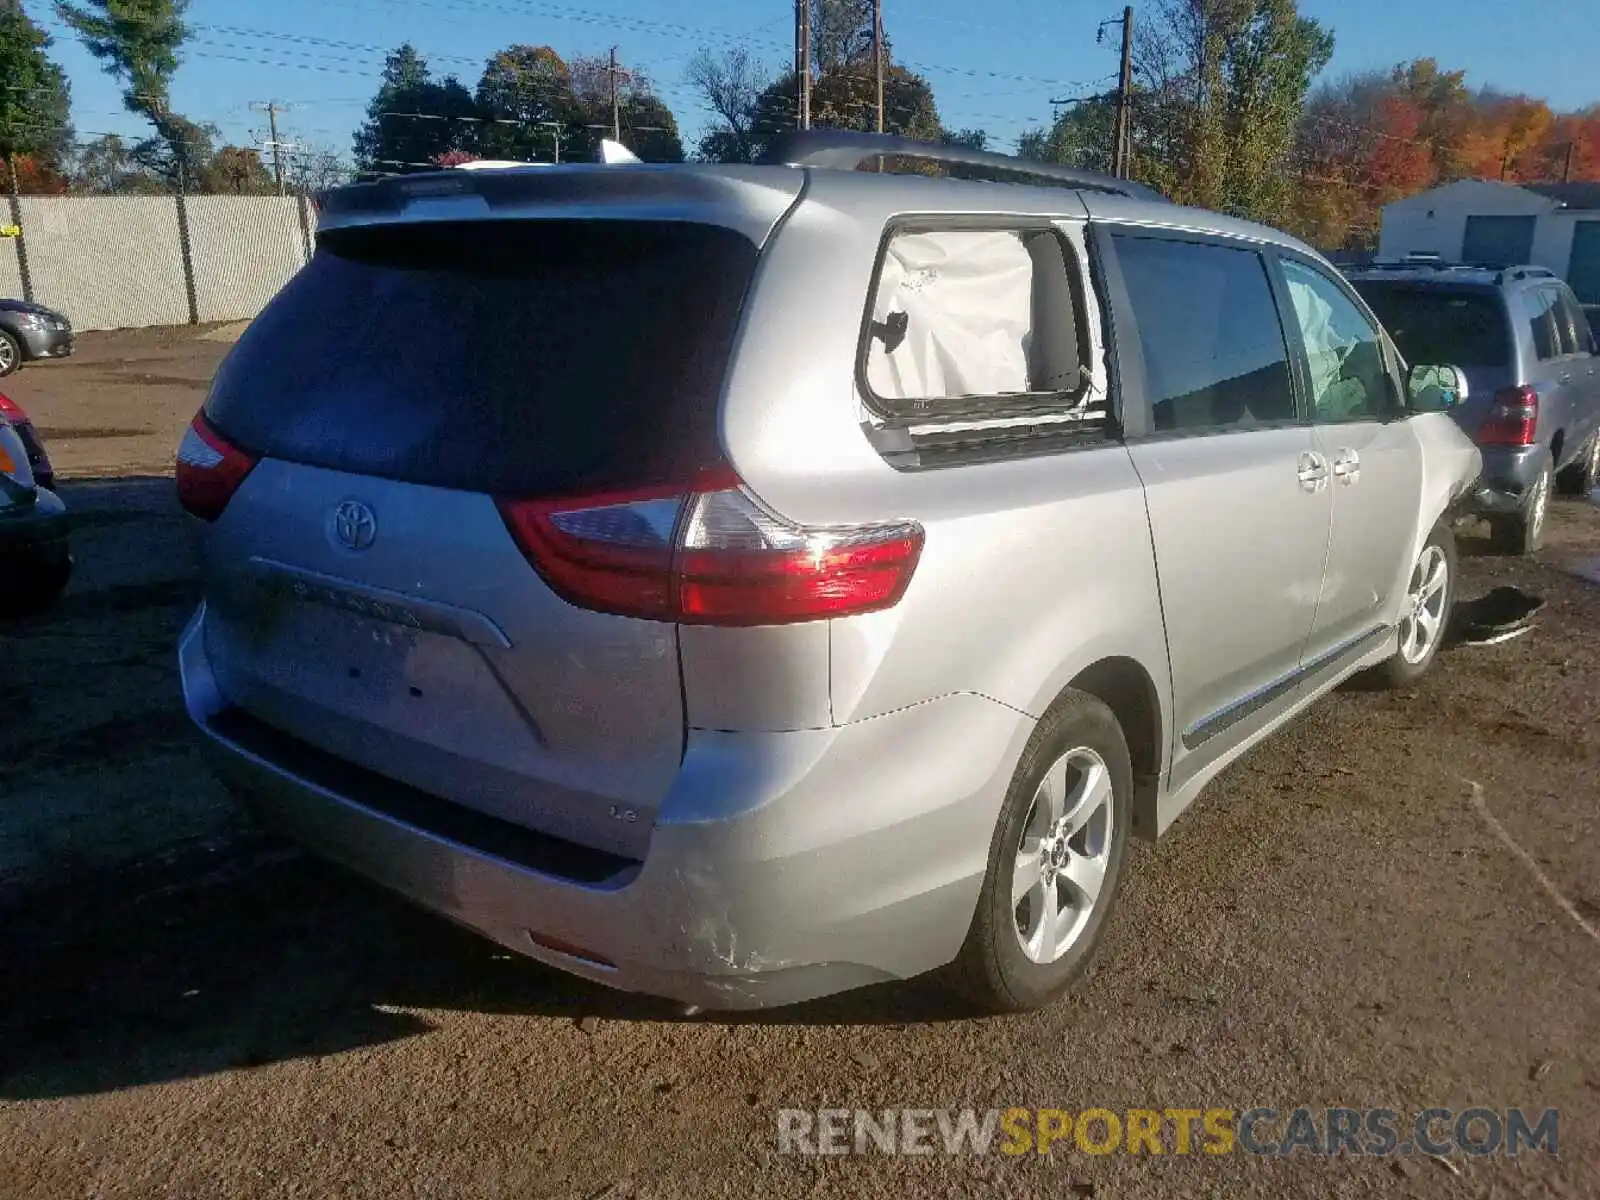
top-left (0, 838), bottom-right (977, 1101)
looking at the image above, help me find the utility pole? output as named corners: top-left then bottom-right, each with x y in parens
top-left (608, 47), bottom-right (622, 142)
top-left (873, 0), bottom-right (885, 134)
top-left (1113, 7), bottom-right (1134, 179)
top-left (795, 0), bottom-right (811, 130)
top-left (1564, 141), bottom-right (1575, 183)
top-left (250, 100), bottom-right (290, 194)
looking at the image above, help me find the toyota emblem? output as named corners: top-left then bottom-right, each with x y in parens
top-left (332, 499), bottom-right (378, 551)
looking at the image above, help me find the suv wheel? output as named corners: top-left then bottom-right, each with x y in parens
top-left (1371, 522), bottom-right (1457, 688)
top-left (1490, 458), bottom-right (1551, 556)
top-left (953, 690), bottom-right (1131, 1013)
top-left (1555, 432), bottom-right (1600, 497)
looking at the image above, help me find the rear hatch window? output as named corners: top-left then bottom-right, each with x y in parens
top-left (205, 219), bottom-right (757, 495)
top-left (1350, 282), bottom-right (1511, 370)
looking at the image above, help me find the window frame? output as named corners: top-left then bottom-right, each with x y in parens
top-left (1096, 223), bottom-right (1308, 443)
top-left (1552, 285), bottom-right (1595, 357)
top-left (1272, 249), bottom-right (1407, 427)
top-left (1521, 284), bottom-right (1564, 363)
top-left (853, 214), bottom-right (1098, 427)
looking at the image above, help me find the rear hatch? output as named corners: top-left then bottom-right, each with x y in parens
top-left (1351, 280), bottom-right (1515, 437)
top-left (196, 213), bottom-right (767, 859)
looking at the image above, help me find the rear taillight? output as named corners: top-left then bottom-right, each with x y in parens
top-left (176, 412), bottom-right (259, 521)
top-left (0, 391), bottom-right (53, 490)
top-left (497, 474), bottom-right (923, 626)
top-left (1478, 385), bottom-right (1539, 447)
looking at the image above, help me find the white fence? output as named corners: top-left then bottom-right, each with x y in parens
top-left (2, 194), bottom-right (313, 332)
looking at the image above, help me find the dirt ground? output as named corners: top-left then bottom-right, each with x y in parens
top-left (2, 329), bottom-right (1599, 1199)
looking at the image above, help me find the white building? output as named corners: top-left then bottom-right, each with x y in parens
top-left (1377, 180), bottom-right (1600, 305)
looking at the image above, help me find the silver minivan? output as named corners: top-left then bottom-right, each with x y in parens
top-left (178, 133), bottom-right (1482, 1012)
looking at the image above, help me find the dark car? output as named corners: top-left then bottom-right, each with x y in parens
top-left (0, 417), bottom-right (71, 618)
top-left (1347, 263), bottom-right (1600, 554)
top-left (0, 299), bottom-right (74, 377)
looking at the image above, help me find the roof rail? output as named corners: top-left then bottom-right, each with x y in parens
top-left (757, 130), bottom-right (1167, 202)
top-left (1495, 265), bottom-right (1556, 284)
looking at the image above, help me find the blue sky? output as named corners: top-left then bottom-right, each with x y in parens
top-left (30, 0), bottom-right (1600, 164)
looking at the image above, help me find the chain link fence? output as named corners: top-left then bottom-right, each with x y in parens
top-left (1, 191), bottom-right (313, 331)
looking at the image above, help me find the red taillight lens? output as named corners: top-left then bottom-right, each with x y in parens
top-left (497, 477), bottom-right (924, 626)
top-left (175, 413), bottom-right (259, 521)
top-left (1478, 385), bottom-right (1539, 447)
top-left (0, 392), bottom-right (26, 421)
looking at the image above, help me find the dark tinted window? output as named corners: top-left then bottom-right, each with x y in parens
top-left (1352, 283), bottom-right (1511, 370)
top-left (1113, 235), bottom-right (1295, 433)
top-left (206, 220), bottom-right (757, 495)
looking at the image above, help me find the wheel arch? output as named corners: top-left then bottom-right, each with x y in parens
top-left (1054, 656), bottom-right (1164, 841)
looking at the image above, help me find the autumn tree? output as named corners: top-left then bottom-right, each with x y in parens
top-left (567, 55), bottom-right (684, 162)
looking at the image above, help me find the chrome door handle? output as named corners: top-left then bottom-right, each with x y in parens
top-left (1297, 451), bottom-right (1329, 492)
top-left (1331, 449), bottom-right (1361, 485)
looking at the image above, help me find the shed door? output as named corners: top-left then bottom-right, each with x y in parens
top-left (1568, 220), bottom-right (1600, 305)
top-left (1462, 215), bottom-right (1536, 267)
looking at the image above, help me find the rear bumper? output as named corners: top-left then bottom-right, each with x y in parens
top-left (179, 602), bottom-right (1031, 1009)
top-left (1464, 444), bottom-right (1548, 515)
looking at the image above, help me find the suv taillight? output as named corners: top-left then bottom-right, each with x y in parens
top-left (0, 391), bottom-right (54, 490)
top-left (176, 412), bottom-right (259, 521)
top-left (1478, 385), bottom-right (1539, 447)
top-left (497, 473), bottom-right (924, 625)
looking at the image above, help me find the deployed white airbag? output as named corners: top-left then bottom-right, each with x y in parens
top-left (865, 230), bottom-right (1035, 401)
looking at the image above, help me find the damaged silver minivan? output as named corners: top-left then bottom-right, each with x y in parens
top-left (178, 132), bottom-right (1482, 1012)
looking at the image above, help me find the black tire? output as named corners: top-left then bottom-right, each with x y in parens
top-left (1489, 457), bottom-right (1551, 556)
top-left (0, 330), bottom-right (20, 378)
top-left (0, 555), bottom-right (72, 619)
top-left (1555, 432), bottom-right (1600, 497)
top-left (1370, 521), bottom-right (1458, 689)
top-left (952, 689), bottom-right (1132, 1014)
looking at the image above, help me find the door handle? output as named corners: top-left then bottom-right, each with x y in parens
top-left (1297, 451), bottom-right (1329, 492)
top-left (1331, 448), bottom-right (1361, 485)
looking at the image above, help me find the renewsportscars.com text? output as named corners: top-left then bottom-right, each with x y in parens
top-left (776, 1106), bottom-right (1559, 1158)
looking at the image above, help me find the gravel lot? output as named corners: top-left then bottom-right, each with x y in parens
top-left (2, 330), bottom-right (1598, 1199)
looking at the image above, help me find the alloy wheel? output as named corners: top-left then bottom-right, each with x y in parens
top-left (1011, 747), bottom-right (1114, 964)
top-left (1398, 543), bottom-right (1449, 665)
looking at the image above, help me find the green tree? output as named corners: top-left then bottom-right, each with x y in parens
top-left (54, 0), bottom-right (211, 185)
top-left (0, 4), bottom-right (73, 186)
top-left (1075, 0), bottom-right (1333, 220)
top-left (68, 132), bottom-right (165, 193)
top-left (473, 44), bottom-right (575, 162)
top-left (353, 44), bottom-right (478, 173)
top-left (1018, 96), bottom-right (1117, 173)
top-left (196, 144), bottom-right (274, 194)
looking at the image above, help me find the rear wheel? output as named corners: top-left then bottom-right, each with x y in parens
top-left (1371, 522), bottom-right (1457, 689)
top-left (1555, 432), bottom-right (1600, 497)
top-left (0, 330), bottom-right (20, 378)
top-left (953, 690), bottom-right (1132, 1014)
top-left (1489, 458), bottom-right (1551, 556)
